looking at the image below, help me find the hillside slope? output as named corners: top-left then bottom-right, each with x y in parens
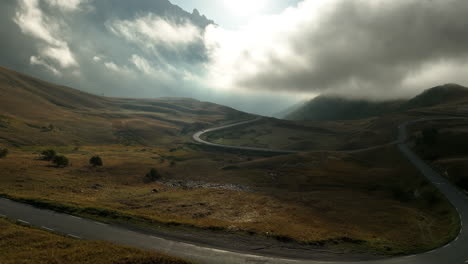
top-left (287, 84), bottom-right (468, 121)
top-left (0, 67), bottom-right (251, 146)
top-left (286, 96), bottom-right (403, 121)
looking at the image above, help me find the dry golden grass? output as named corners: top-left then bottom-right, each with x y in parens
top-left (205, 116), bottom-right (408, 151)
top-left (0, 145), bottom-right (459, 255)
top-left (0, 218), bottom-right (193, 264)
top-left (0, 66), bottom-right (251, 147)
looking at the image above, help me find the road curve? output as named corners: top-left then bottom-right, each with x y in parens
top-left (1, 117), bottom-right (468, 264)
top-left (193, 117), bottom-right (301, 154)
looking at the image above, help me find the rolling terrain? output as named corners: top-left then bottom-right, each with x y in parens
top-left (0, 67), bottom-right (465, 261)
top-left (208, 84), bottom-right (468, 151)
top-left (285, 84), bottom-right (468, 121)
top-left (0, 66), bottom-right (252, 147)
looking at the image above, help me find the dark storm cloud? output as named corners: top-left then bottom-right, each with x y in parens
top-left (231, 0), bottom-right (468, 99)
top-left (1, 0), bottom-right (212, 97)
top-left (3, 0), bottom-right (468, 115)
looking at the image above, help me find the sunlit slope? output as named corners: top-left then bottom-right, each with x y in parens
top-left (0, 66), bottom-right (252, 146)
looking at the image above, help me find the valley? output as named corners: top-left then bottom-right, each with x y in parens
top-left (2, 0), bottom-right (468, 263)
top-left (1, 67), bottom-right (467, 262)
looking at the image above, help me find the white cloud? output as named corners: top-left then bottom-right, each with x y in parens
top-left (130, 54), bottom-right (174, 82)
top-left (30, 56), bottom-right (61, 76)
top-left (14, 0), bottom-right (78, 70)
top-left (44, 0), bottom-right (85, 11)
top-left (43, 45), bottom-right (78, 68)
top-left (131, 55), bottom-right (155, 75)
top-left (92, 56), bottom-right (102, 63)
top-left (104, 62), bottom-right (129, 74)
top-left (108, 14), bottom-right (201, 49)
top-left (14, 0), bottom-right (60, 45)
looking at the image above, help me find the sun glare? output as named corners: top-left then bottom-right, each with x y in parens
top-left (223, 0), bottom-right (267, 16)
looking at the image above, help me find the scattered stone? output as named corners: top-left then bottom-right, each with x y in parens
top-left (91, 184), bottom-right (103, 190)
top-left (160, 180), bottom-right (251, 192)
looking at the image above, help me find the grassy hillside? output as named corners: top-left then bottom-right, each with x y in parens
top-left (405, 84), bottom-right (468, 109)
top-left (0, 217), bottom-right (193, 264)
top-left (409, 119), bottom-right (468, 194)
top-left (0, 144), bottom-right (460, 255)
top-left (0, 66), bottom-right (252, 147)
top-left (0, 66), bottom-right (462, 256)
top-left (205, 115), bottom-right (407, 151)
top-left (287, 84), bottom-right (468, 121)
top-left (286, 96), bottom-right (403, 121)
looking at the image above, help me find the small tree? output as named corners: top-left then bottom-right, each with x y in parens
top-left (422, 127), bottom-right (439, 145)
top-left (41, 149), bottom-right (56, 161)
top-left (89, 156), bottom-right (103, 167)
top-left (145, 168), bottom-right (161, 182)
top-left (0, 148), bottom-right (8, 158)
top-left (52, 155), bottom-right (69, 168)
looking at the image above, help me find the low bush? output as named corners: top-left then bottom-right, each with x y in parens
top-left (145, 168), bottom-right (161, 182)
top-left (0, 148), bottom-right (8, 158)
top-left (391, 186), bottom-right (412, 203)
top-left (52, 155), bottom-right (69, 168)
top-left (89, 156), bottom-right (103, 167)
top-left (422, 127), bottom-right (439, 145)
top-left (41, 149), bottom-right (56, 161)
top-left (422, 191), bottom-right (441, 207)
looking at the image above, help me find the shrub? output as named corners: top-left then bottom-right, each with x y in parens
top-left (423, 191), bottom-right (441, 207)
top-left (422, 127), bottom-right (439, 145)
top-left (145, 168), bottom-right (161, 182)
top-left (89, 156), bottom-right (103, 167)
top-left (458, 178), bottom-right (468, 191)
top-left (0, 148), bottom-right (8, 158)
top-left (52, 155), bottom-right (69, 168)
top-left (391, 186), bottom-right (412, 203)
top-left (41, 149), bottom-right (56, 161)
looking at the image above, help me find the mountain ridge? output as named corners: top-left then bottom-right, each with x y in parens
top-left (285, 84), bottom-right (468, 121)
top-left (0, 66), bottom-right (251, 147)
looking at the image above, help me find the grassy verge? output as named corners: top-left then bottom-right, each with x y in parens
top-left (0, 190), bottom-right (460, 257)
top-left (0, 217), bottom-right (194, 264)
top-left (0, 146), bottom-right (461, 256)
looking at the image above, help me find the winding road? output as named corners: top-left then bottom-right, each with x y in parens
top-left (1, 117), bottom-right (468, 263)
top-left (193, 117), bottom-right (300, 154)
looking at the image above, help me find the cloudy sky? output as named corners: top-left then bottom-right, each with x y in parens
top-left (1, 0), bottom-right (468, 115)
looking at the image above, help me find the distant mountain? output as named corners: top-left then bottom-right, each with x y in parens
top-left (0, 66), bottom-right (251, 146)
top-left (273, 100), bottom-right (307, 119)
top-left (91, 0), bottom-right (214, 28)
top-left (404, 84), bottom-right (468, 109)
top-left (286, 84), bottom-right (468, 121)
top-left (286, 96), bottom-right (404, 121)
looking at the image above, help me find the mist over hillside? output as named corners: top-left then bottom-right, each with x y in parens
top-left (286, 84), bottom-right (468, 121)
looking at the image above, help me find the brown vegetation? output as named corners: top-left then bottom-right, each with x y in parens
top-left (0, 218), bottom-right (193, 264)
top-left (0, 145), bottom-right (459, 255)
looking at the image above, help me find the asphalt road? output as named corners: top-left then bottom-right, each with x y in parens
top-left (193, 117), bottom-right (300, 154)
top-left (1, 117), bottom-right (468, 264)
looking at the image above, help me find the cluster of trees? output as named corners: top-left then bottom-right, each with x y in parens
top-left (40, 149), bottom-right (104, 168)
top-left (41, 149), bottom-right (68, 167)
